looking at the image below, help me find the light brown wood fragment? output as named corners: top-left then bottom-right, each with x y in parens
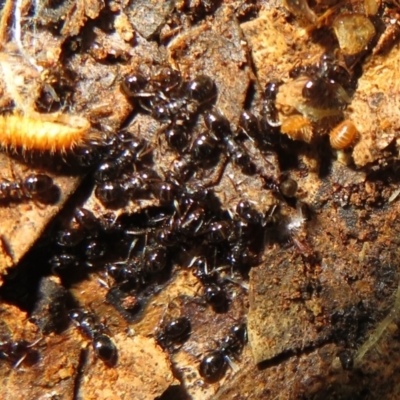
top-left (0, 304), bottom-right (82, 400)
top-left (168, 5), bottom-right (250, 124)
top-left (350, 40), bottom-right (400, 166)
top-left (78, 334), bottom-right (177, 400)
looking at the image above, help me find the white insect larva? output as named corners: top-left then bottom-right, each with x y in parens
top-left (0, 113), bottom-right (93, 153)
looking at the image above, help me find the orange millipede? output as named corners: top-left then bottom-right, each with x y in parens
top-left (329, 120), bottom-right (359, 150)
top-left (0, 113), bottom-right (94, 153)
top-left (280, 115), bottom-right (314, 143)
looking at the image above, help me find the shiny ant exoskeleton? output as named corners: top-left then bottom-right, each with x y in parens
top-left (318, 53), bottom-right (354, 93)
top-left (68, 308), bottom-right (117, 364)
top-left (190, 131), bottom-right (221, 163)
top-left (103, 232), bottom-right (172, 321)
top-left (0, 173), bottom-right (55, 204)
top-left (263, 80), bottom-right (282, 128)
top-left (204, 109), bottom-right (231, 140)
top-left (56, 228), bottom-right (85, 248)
top-left (143, 243), bottom-right (168, 274)
top-left (156, 317), bottom-right (191, 350)
top-left (84, 239), bottom-right (106, 262)
top-left (53, 209), bottom-right (137, 275)
top-left (74, 207), bottom-right (102, 236)
top-left (105, 231), bottom-right (169, 292)
top-left (199, 322), bottom-right (247, 382)
top-left (52, 208), bottom-right (110, 274)
top-left (50, 253), bottom-right (79, 275)
top-left (199, 350), bottom-right (226, 383)
top-left (175, 205), bottom-right (207, 237)
top-left (121, 72), bottom-right (150, 98)
top-left (92, 333), bottom-right (117, 362)
top-left (185, 75), bottom-right (216, 103)
top-left (302, 76), bottom-right (349, 109)
top-left (94, 133), bottom-right (151, 184)
top-left (190, 256), bottom-right (230, 312)
top-left (148, 72), bottom-right (213, 124)
top-left (294, 53), bottom-right (353, 109)
top-left (240, 109), bottom-right (283, 151)
top-left (94, 168), bottom-right (156, 207)
top-left (222, 201), bottom-right (265, 273)
top-left (224, 136), bottom-right (256, 175)
top-left (0, 337), bottom-right (41, 368)
top-left (150, 180), bottom-right (181, 205)
top-left (149, 96), bottom-right (187, 122)
top-left (235, 200), bottom-right (263, 225)
top-left (164, 125), bottom-right (190, 152)
top-left (95, 181), bottom-right (125, 206)
top-left (204, 283), bottom-right (228, 310)
top-left (239, 110), bottom-right (260, 141)
top-left (152, 67), bottom-right (182, 94)
top-left (169, 156), bottom-right (197, 183)
top-left (338, 349), bottom-right (354, 370)
top-left (203, 109), bottom-right (257, 174)
top-left (122, 69), bottom-right (217, 155)
top-left (205, 220), bottom-right (231, 244)
top-left (40, 58), bottom-right (303, 382)
top-left (91, 132), bottom-right (150, 196)
top-left (122, 68), bottom-right (181, 99)
top-left (105, 259), bottom-right (144, 290)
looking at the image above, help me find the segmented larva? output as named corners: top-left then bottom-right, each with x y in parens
top-left (329, 120), bottom-right (359, 150)
top-left (0, 113), bottom-right (93, 153)
top-left (280, 115), bottom-right (313, 143)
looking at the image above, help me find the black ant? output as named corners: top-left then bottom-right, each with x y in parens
top-left (50, 253), bottom-right (79, 275)
top-left (220, 200), bottom-right (265, 274)
top-left (68, 308), bottom-right (117, 364)
top-left (291, 53), bottom-right (353, 109)
top-left (0, 173), bottom-right (55, 204)
top-left (190, 256), bottom-right (230, 312)
top-left (263, 80), bottom-right (282, 128)
top-left (94, 168), bottom-right (157, 207)
top-left (204, 109), bottom-right (256, 175)
top-left (239, 110), bottom-right (260, 142)
top-left (156, 317), bottom-right (191, 350)
top-left (123, 69), bottom-right (217, 155)
top-left (0, 337), bottom-right (42, 368)
top-left (56, 228), bottom-right (85, 248)
top-left (105, 231), bottom-right (169, 292)
top-left (239, 109), bottom-right (281, 151)
top-left (51, 207), bottom-right (135, 276)
top-left (74, 207), bottom-right (102, 236)
top-left (199, 322), bottom-right (247, 383)
top-left (94, 135), bottom-right (151, 183)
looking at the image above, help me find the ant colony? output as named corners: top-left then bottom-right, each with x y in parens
top-left (0, 0), bottom-right (382, 395)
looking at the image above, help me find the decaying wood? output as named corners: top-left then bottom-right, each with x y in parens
top-left (2, 1), bottom-right (400, 399)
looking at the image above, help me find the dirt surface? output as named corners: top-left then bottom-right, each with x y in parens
top-left (1, 1), bottom-right (400, 399)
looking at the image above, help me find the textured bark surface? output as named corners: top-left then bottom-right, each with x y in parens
top-left (1, 1), bottom-right (400, 399)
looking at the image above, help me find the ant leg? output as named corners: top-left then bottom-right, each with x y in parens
top-left (223, 354), bottom-right (240, 373)
top-left (113, 238), bottom-right (139, 265)
top-left (13, 353), bottom-right (27, 369)
top-left (13, 336), bottom-right (43, 369)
